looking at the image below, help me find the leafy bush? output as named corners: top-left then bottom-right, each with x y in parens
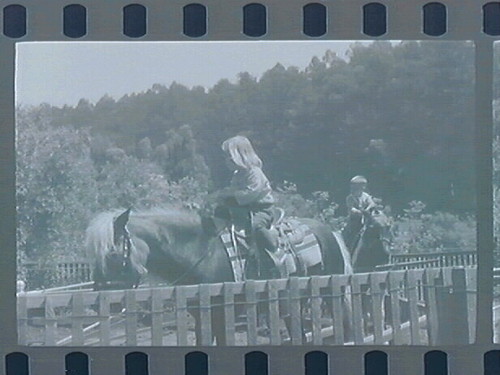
top-left (274, 181), bottom-right (344, 230)
top-left (391, 201), bottom-right (476, 254)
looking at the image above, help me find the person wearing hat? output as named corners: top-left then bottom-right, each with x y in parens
top-left (343, 175), bottom-right (377, 250)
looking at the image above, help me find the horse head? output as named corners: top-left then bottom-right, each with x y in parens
top-left (364, 204), bottom-right (393, 253)
top-left (351, 204), bottom-right (393, 272)
top-left (365, 205), bottom-right (393, 252)
top-left (86, 208), bottom-right (142, 290)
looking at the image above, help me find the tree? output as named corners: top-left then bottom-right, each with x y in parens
top-left (16, 108), bottom-right (98, 266)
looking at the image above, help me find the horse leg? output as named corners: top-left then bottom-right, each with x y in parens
top-left (212, 303), bottom-right (226, 346)
top-left (282, 297), bottom-right (307, 345)
top-left (342, 295), bottom-right (354, 343)
top-left (257, 301), bottom-right (270, 337)
top-left (383, 293), bottom-right (391, 329)
top-left (189, 307), bottom-right (203, 346)
top-left (279, 289), bottom-right (294, 344)
top-left (362, 287), bottom-right (373, 335)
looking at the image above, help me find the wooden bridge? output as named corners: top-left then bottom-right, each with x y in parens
top-left (17, 266), bottom-right (477, 347)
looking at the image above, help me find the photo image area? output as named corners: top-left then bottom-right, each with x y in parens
top-left (15, 40), bottom-right (477, 346)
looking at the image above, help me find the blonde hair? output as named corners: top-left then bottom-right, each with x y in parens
top-left (221, 136), bottom-right (263, 169)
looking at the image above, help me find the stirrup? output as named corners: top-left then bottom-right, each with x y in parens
top-left (266, 247), bottom-right (286, 266)
top-left (264, 249), bottom-right (287, 278)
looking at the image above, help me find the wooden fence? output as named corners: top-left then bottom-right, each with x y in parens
top-left (17, 267), bottom-right (477, 346)
top-left (388, 250), bottom-right (477, 269)
top-left (22, 260), bottom-right (92, 290)
top-left (20, 251), bottom-right (477, 289)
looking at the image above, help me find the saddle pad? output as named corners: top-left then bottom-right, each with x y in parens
top-left (220, 230), bottom-right (246, 282)
top-left (291, 225), bottom-right (323, 268)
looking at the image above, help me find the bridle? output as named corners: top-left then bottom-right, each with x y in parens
top-left (120, 227), bottom-right (133, 268)
top-left (118, 224), bottom-right (216, 287)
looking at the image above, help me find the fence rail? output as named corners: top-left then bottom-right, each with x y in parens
top-left (20, 251), bottom-right (478, 289)
top-left (17, 267), bottom-right (477, 347)
top-left (21, 260), bottom-right (92, 290)
top-left (388, 250), bottom-right (477, 269)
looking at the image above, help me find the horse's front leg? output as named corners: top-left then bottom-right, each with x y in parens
top-left (188, 307), bottom-right (203, 346)
top-left (211, 297), bottom-right (226, 346)
top-left (190, 308), bottom-right (222, 346)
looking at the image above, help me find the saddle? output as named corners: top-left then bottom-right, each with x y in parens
top-left (219, 207), bottom-right (323, 280)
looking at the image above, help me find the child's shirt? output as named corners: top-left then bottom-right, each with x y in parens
top-left (229, 166), bottom-right (275, 207)
top-left (346, 191), bottom-right (376, 214)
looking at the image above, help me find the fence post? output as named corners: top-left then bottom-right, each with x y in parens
top-left (44, 296), bottom-right (57, 345)
top-left (288, 277), bottom-right (303, 345)
top-left (370, 272), bottom-right (387, 344)
top-left (17, 295), bottom-right (28, 345)
top-left (223, 282), bottom-right (236, 346)
top-left (199, 283), bottom-right (213, 345)
top-left (424, 268), bottom-right (440, 345)
top-left (71, 292), bottom-right (85, 345)
top-left (125, 290), bottom-right (138, 346)
top-left (151, 289), bottom-right (163, 346)
top-left (329, 275), bottom-right (346, 344)
top-left (350, 274), bottom-right (366, 344)
top-left (245, 280), bottom-right (258, 345)
top-left (99, 292), bottom-right (111, 345)
top-left (435, 268), bottom-right (470, 345)
top-left (175, 286), bottom-right (188, 346)
top-left (310, 276), bottom-right (323, 345)
top-left (388, 271), bottom-right (404, 344)
top-left (465, 267), bottom-right (477, 341)
top-left (267, 280), bottom-right (281, 345)
top-left (407, 270), bottom-right (424, 345)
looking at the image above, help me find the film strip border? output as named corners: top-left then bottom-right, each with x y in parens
top-left (0, 1), bottom-right (499, 375)
top-left (2, 1), bottom-right (500, 40)
top-left (6, 346), bottom-right (500, 375)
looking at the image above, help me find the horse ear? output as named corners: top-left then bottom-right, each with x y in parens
top-left (114, 208), bottom-right (131, 230)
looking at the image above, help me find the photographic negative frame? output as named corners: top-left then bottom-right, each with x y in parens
top-left (1, 0), bottom-right (499, 374)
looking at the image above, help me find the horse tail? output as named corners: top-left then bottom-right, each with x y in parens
top-left (331, 231), bottom-right (353, 275)
top-left (85, 211), bottom-right (118, 275)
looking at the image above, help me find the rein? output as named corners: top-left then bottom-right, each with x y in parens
top-left (167, 237), bottom-right (217, 286)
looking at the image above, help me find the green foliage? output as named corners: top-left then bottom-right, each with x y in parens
top-left (274, 181), bottom-right (344, 231)
top-left (16, 108), bottom-right (98, 259)
top-left (391, 201), bottom-right (476, 254)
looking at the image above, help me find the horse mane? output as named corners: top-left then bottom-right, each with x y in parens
top-left (131, 206), bottom-right (202, 227)
top-left (85, 210), bottom-right (121, 274)
top-left (85, 206), bottom-right (203, 275)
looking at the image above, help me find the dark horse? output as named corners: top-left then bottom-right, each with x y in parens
top-left (342, 205), bottom-right (395, 335)
top-left (86, 206), bottom-right (354, 345)
top-left (343, 205), bottom-right (393, 273)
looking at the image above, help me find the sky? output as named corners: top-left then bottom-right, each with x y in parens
top-left (16, 41), bottom-right (368, 107)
